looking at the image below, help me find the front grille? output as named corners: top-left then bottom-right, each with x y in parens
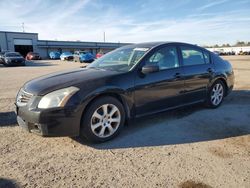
top-left (16, 89), bottom-right (33, 106)
top-left (11, 59), bottom-right (23, 63)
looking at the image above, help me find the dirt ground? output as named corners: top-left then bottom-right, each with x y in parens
top-left (0, 57), bottom-right (249, 188)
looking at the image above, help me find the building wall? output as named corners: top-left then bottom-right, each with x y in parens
top-left (0, 31), bottom-right (129, 58)
top-left (0, 32), bottom-right (8, 51)
top-left (0, 31), bottom-right (38, 52)
top-left (37, 40), bottom-right (127, 58)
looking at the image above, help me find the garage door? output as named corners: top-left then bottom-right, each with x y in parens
top-left (14, 39), bottom-right (33, 45)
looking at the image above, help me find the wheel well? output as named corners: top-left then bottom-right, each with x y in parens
top-left (81, 93), bottom-right (129, 123)
top-left (215, 78), bottom-right (228, 95)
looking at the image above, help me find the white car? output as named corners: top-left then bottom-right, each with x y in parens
top-left (60, 52), bottom-right (73, 61)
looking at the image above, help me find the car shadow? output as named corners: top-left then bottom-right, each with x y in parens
top-left (0, 111), bottom-right (17, 127)
top-left (0, 178), bottom-right (19, 188)
top-left (74, 90), bottom-right (250, 149)
top-left (0, 61), bottom-right (56, 67)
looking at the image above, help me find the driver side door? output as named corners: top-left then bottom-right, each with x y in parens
top-left (134, 45), bottom-right (185, 116)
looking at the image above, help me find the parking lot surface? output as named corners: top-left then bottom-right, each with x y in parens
top-left (0, 57), bottom-right (249, 187)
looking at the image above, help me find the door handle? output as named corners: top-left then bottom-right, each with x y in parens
top-left (207, 68), bottom-right (214, 73)
top-left (175, 72), bottom-right (181, 79)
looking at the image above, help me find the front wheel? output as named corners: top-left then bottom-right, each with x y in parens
top-left (206, 80), bottom-right (225, 108)
top-left (3, 61), bottom-right (9, 67)
top-left (80, 96), bottom-right (125, 142)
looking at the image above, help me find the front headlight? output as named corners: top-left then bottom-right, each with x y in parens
top-left (5, 58), bottom-right (11, 62)
top-left (38, 86), bottom-right (79, 109)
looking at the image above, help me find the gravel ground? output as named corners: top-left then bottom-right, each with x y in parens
top-left (0, 57), bottom-right (249, 188)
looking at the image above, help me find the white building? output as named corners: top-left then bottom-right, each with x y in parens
top-left (206, 46), bottom-right (250, 54)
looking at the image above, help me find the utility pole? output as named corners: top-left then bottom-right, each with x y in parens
top-left (103, 31), bottom-right (106, 42)
top-left (22, 22), bottom-right (25, 32)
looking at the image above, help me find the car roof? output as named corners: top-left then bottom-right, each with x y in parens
top-left (121, 42), bottom-right (205, 50)
top-left (122, 42), bottom-right (166, 49)
top-left (5, 52), bottom-right (20, 54)
top-left (0, 51), bottom-right (11, 54)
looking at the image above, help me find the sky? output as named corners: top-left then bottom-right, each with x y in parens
top-left (0, 0), bottom-right (249, 45)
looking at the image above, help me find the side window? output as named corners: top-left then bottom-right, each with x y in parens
top-left (145, 46), bottom-right (179, 70)
top-left (181, 46), bottom-right (206, 66)
top-left (203, 50), bottom-right (210, 64)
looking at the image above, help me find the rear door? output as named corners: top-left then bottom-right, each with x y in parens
top-left (179, 45), bottom-right (214, 103)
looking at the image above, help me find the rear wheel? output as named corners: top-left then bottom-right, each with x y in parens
top-left (207, 80), bottom-right (225, 108)
top-left (80, 96), bottom-right (125, 142)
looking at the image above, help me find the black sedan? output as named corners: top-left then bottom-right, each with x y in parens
top-left (15, 42), bottom-right (234, 142)
top-left (0, 52), bottom-right (25, 66)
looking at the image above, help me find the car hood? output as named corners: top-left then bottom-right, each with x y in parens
top-left (61, 54), bottom-right (72, 57)
top-left (23, 68), bottom-right (120, 95)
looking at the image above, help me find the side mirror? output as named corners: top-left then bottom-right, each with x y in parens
top-left (141, 65), bottom-right (159, 74)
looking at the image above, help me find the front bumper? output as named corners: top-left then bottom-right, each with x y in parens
top-left (15, 104), bottom-right (82, 137)
top-left (7, 60), bottom-right (25, 66)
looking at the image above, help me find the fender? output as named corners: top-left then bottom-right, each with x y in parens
top-left (78, 86), bottom-right (134, 121)
top-left (207, 73), bottom-right (230, 97)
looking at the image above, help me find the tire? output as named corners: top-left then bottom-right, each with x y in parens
top-left (3, 61), bottom-right (9, 67)
top-left (206, 80), bottom-right (226, 108)
top-left (80, 96), bottom-right (125, 142)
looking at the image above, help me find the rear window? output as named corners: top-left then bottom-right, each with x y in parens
top-left (181, 46), bottom-right (208, 66)
top-left (31, 53), bottom-right (39, 55)
top-left (5, 52), bottom-right (22, 57)
top-left (63, 52), bottom-right (72, 55)
top-left (203, 51), bottom-right (210, 64)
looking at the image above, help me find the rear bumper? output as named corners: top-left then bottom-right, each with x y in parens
top-left (226, 70), bottom-right (234, 96)
top-left (80, 58), bottom-right (94, 63)
top-left (15, 104), bottom-right (82, 137)
top-left (227, 85), bottom-right (233, 95)
top-left (29, 57), bottom-right (41, 60)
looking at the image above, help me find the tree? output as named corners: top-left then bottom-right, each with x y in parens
top-left (235, 41), bottom-right (246, 46)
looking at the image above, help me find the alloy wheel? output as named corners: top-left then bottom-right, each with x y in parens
top-left (90, 104), bottom-right (121, 138)
top-left (211, 83), bottom-right (224, 106)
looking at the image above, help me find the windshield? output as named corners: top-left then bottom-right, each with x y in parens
top-left (30, 53), bottom-right (39, 55)
top-left (63, 52), bottom-right (72, 55)
top-left (88, 47), bottom-right (149, 72)
top-left (5, 52), bottom-right (22, 57)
